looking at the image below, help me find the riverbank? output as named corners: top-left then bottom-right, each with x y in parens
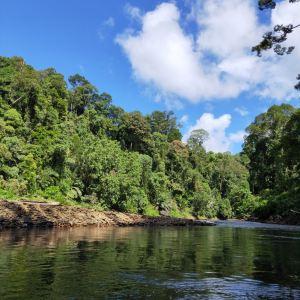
top-left (260, 215), bottom-right (300, 226)
top-left (0, 200), bottom-right (215, 229)
top-left (247, 213), bottom-right (300, 226)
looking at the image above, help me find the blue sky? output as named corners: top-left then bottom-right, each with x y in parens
top-left (1, 0), bottom-right (300, 153)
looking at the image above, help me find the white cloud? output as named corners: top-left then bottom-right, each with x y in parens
top-left (196, 0), bottom-right (262, 58)
top-left (180, 114), bottom-right (189, 124)
top-left (234, 107), bottom-right (249, 117)
top-left (182, 113), bottom-right (243, 153)
top-left (117, 3), bottom-right (216, 102)
top-left (272, 1), bottom-right (300, 25)
top-left (125, 3), bottom-right (142, 21)
top-left (117, 1), bottom-right (300, 104)
top-left (229, 130), bottom-right (246, 143)
top-left (98, 17), bottom-right (115, 39)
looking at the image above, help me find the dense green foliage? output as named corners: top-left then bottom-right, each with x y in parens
top-left (243, 104), bottom-right (300, 220)
top-left (0, 56), bottom-right (259, 219)
top-left (247, 0), bottom-right (300, 222)
top-left (1, 56), bottom-right (298, 221)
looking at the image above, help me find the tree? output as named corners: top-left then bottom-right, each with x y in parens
top-left (187, 129), bottom-right (209, 152)
top-left (243, 104), bottom-right (295, 194)
top-left (254, 0), bottom-right (300, 90)
top-left (118, 111), bottom-right (151, 152)
top-left (68, 74), bottom-right (98, 115)
top-left (146, 111), bottom-right (182, 142)
top-left (281, 109), bottom-right (300, 183)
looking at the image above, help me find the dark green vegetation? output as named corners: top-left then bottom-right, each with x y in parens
top-left (0, 225), bottom-right (299, 299)
top-left (250, 0), bottom-right (300, 222)
top-left (0, 56), bottom-right (299, 222)
top-left (243, 104), bottom-right (300, 221)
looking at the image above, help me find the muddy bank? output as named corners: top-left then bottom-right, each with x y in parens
top-left (248, 215), bottom-right (300, 226)
top-left (0, 200), bottom-right (215, 229)
top-left (263, 215), bottom-right (300, 226)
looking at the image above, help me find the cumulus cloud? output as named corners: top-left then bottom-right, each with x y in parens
top-left (116, 3), bottom-right (220, 102)
top-left (182, 113), bottom-right (244, 153)
top-left (116, 2), bottom-right (250, 102)
top-left (196, 0), bottom-right (262, 58)
top-left (117, 1), bottom-right (300, 103)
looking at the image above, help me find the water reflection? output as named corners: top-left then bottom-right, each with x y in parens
top-left (0, 223), bottom-right (299, 299)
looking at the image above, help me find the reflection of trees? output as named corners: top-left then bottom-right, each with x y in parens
top-left (0, 227), bottom-right (299, 298)
top-left (251, 230), bottom-right (300, 287)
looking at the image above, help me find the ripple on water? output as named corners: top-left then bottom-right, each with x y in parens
top-left (119, 272), bottom-right (300, 299)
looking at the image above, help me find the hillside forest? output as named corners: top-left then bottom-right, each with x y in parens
top-left (0, 56), bottom-right (299, 221)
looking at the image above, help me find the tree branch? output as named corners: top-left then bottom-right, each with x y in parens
top-left (252, 24), bottom-right (300, 57)
top-left (259, 0), bottom-right (300, 11)
top-left (11, 95), bottom-right (24, 105)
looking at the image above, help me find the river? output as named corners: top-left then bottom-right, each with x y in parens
top-left (0, 221), bottom-right (299, 299)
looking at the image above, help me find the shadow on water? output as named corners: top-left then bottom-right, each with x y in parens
top-left (0, 222), bottom-right (300, 299)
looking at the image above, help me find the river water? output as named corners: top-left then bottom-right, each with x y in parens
top-left (0, 221), bottom-right (300, 299)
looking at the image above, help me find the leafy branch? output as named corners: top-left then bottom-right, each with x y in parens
top-left (258, 0), bottom-right (300, 10)
top-left (252, 24), bottom-right (300, 57)
top-left (254, 0), bottom-right (300, 90)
